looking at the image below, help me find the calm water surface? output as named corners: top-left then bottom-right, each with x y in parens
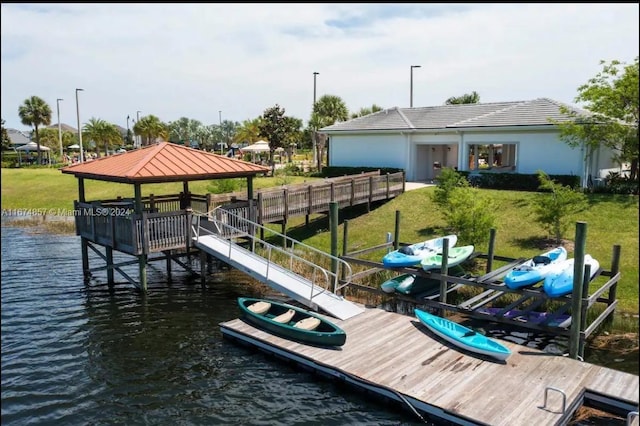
top-left (1, 223), bottom-right (636, 425)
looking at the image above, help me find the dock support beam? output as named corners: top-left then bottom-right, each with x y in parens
top-left (438, 240), bottom-right (450, 317)
top-left (200, 250), bottom-right (208, 287)
top-left (394, 210), bottom-right (400, 251)
top-left (138, 254), bottom-right (147, 291)
top-left (606, 244), bottom-right (621, 324)
top-left (330, 202), bottom-right (339, 291)
top-left (569, 221), bottom-right (587, 360)
top-left (106, 246), bottom-right (114, 285)
top-left (486, 228), bottom-right (496, 273)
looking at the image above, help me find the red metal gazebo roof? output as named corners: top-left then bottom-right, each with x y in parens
top-left (60, 142), bottom-right (270, 184)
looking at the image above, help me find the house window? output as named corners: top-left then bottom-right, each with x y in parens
top-left (468, 144), bottom-right (517, 171)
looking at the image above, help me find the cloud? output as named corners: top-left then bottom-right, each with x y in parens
top-left (1, 3), bottom-right (638, 131)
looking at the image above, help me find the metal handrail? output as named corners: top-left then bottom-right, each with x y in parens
top-left (542, 386), bottom-right (567, 414)
top-left (628, 411), bottom-right (639, 426)
top-left (191, 207), bottom-right (352, 301)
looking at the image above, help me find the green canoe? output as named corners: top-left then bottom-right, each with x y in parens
top-left (237, 297), bottom-right (346, 347)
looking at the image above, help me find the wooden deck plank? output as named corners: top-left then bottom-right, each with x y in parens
top-left (220, 306), bottom-right (639, 425)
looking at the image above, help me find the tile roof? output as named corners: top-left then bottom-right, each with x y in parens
top-left (321, 98), bottom-right (590, 132)
top-left (7, 128), bottom-right (32, 146)
top-left (60, 141), bottom-right (270, 184)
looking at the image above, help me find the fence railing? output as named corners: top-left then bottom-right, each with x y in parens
top-left (192, 206), bottom-right (353, 298)
top-left (73, 171), bottom-right (405, 255)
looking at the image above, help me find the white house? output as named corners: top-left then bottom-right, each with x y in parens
top-left (321, 98), bottom-right (617, 187)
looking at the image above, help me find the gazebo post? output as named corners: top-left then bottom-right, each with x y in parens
top-left (134, 183), bottom-right (147, 291)
top-left (247, 176), bottom-right (254, 200)
top-left (78, 177), bottom-right (90, 278)
top-left (61, 142), bottom-right (269, 292)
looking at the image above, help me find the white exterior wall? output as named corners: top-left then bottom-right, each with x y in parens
top-left (328, 128), bottom-right (619, 186)
top-left (462, 130), bottom-right (584, 176)
top-left (329, 134), bottom-right (408, 169)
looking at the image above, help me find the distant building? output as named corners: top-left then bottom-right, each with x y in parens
top-left (6, 128), bottom-right (31, 148)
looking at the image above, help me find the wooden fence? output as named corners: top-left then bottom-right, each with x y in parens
top-left (73, 171), bottom-right (406, 255)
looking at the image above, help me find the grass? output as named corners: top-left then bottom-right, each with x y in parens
top-left (0, 168), bottom-right (320, 210)
top-left (2, 168), bottom-right (638, 315)
top-left (281, 188), bottom-right (639, 314)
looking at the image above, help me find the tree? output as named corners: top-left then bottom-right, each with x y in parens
top-left (258, 105), bottom-right (300, 174)
top-left (133, 115), bottom-right (169, 146)
top-left (443, 186), bottom-right (496, 249)
top-left (554, 57), bottom-right (639, 181)
top-left (1, 119), bottom-right (13, 151)
top-left (18, 95), bottom-right (52, 164)
top-left (445, 91), bottom-right (480, 105)
top-left (430, 167), bottom-right (495, 249)
top-left (430, 167), bottom-right (470, 209)
top-left (311, 94), bottom-right (348, 170)
top-left (220, 119), bottom-right (239, 152)
top-left (234, 117), bottom-right (263, 145)
top-left (83, 118), bottom-right (123, 157)
top-left (169, 117), bottom-right (202, 146)
top-left (532, 170), bottom-right (588, 244)
top-left (350, 104), bottom-right (383, 119)
top-left (194, 124), bottom-right (218, 152)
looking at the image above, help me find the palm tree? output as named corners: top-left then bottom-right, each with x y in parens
top-left (311, 94), bottom-right (348, 170)
top-left (18, 96), bottom-right (52, 164)
top-left (83, 118), bottom-right (123, 157)
top-left (134, 115), bottom-right (169, 146)
top-left (169, 117), bottom-right (202, 146)
top-left (445, 91), bottom-right (481, 105)
top-left (350, 103), bottom-right (383, 119)
top-left (234, 117), bottom-right (263, 145)
top-left (194, 125), bottom-right (217, 152)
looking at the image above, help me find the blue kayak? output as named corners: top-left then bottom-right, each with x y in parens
top-left (415, 309), bottom-right (511, 361)
top-left (382, 234), bottom-right (457, 267)
top-left (543, 255), bottom-right (600, 297)
top-left (504, 246), bottom-right (568, 289)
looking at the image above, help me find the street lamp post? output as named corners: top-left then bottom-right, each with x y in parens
top-left (136, 110), bottom-right (141, 148)
top-left (126, 115), bottom-right (130, 146)
top-left (75, 89), bottom-right (84, 163)
top-left (312, 71), bottom-right (319, 166)
top-left (219, 110), bottom-right (223, 154)
top-left (56, 98), bottom-right (63, 159)
top-left (410, 65), bottom-right (421, 108)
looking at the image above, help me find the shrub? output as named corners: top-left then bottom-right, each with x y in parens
top-left (430, 167), bottom-right (469, 209)
top-left (532, 170), bottom-right (588, 243)
top-left (443, 186), bottom-right (496, 249)
top-left (207, 178), bottom-right (244, 194)
top-left (431, 167), bottom-right (496, 249)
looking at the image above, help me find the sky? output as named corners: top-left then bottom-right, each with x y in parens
top-left (1, 3), bottom-right (638, 132)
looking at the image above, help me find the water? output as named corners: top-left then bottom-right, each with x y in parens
top-left (1, 223), bottom-right (636, 425)
top-left (1, 224), bottom-right (423, 425)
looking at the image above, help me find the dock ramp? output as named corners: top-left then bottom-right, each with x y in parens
top-left (191, 208), bottom-right (364, 321)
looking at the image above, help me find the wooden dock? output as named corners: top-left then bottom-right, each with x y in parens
top-left (220, 306), bottom-right (639, 425)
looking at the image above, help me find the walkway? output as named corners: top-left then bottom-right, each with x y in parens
top-left (191, 210), bottom-right (364, 320)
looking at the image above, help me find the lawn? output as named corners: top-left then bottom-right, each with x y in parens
top-left (0, 168), bottom-right (320, 211)
top-left (2, 168), bottom-right (638, 314)
top-left (283, 187), bottom-right (639, 314)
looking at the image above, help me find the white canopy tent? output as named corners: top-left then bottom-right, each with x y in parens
top-left (241, 140), bottom-right (270, 163)
top-left (15, 142), bottom-right (51, 165)
top-left (241, 140), bottom-right (270, 152)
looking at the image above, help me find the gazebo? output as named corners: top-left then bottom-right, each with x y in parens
top-left (60, 141), bottom-right (270, 290)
